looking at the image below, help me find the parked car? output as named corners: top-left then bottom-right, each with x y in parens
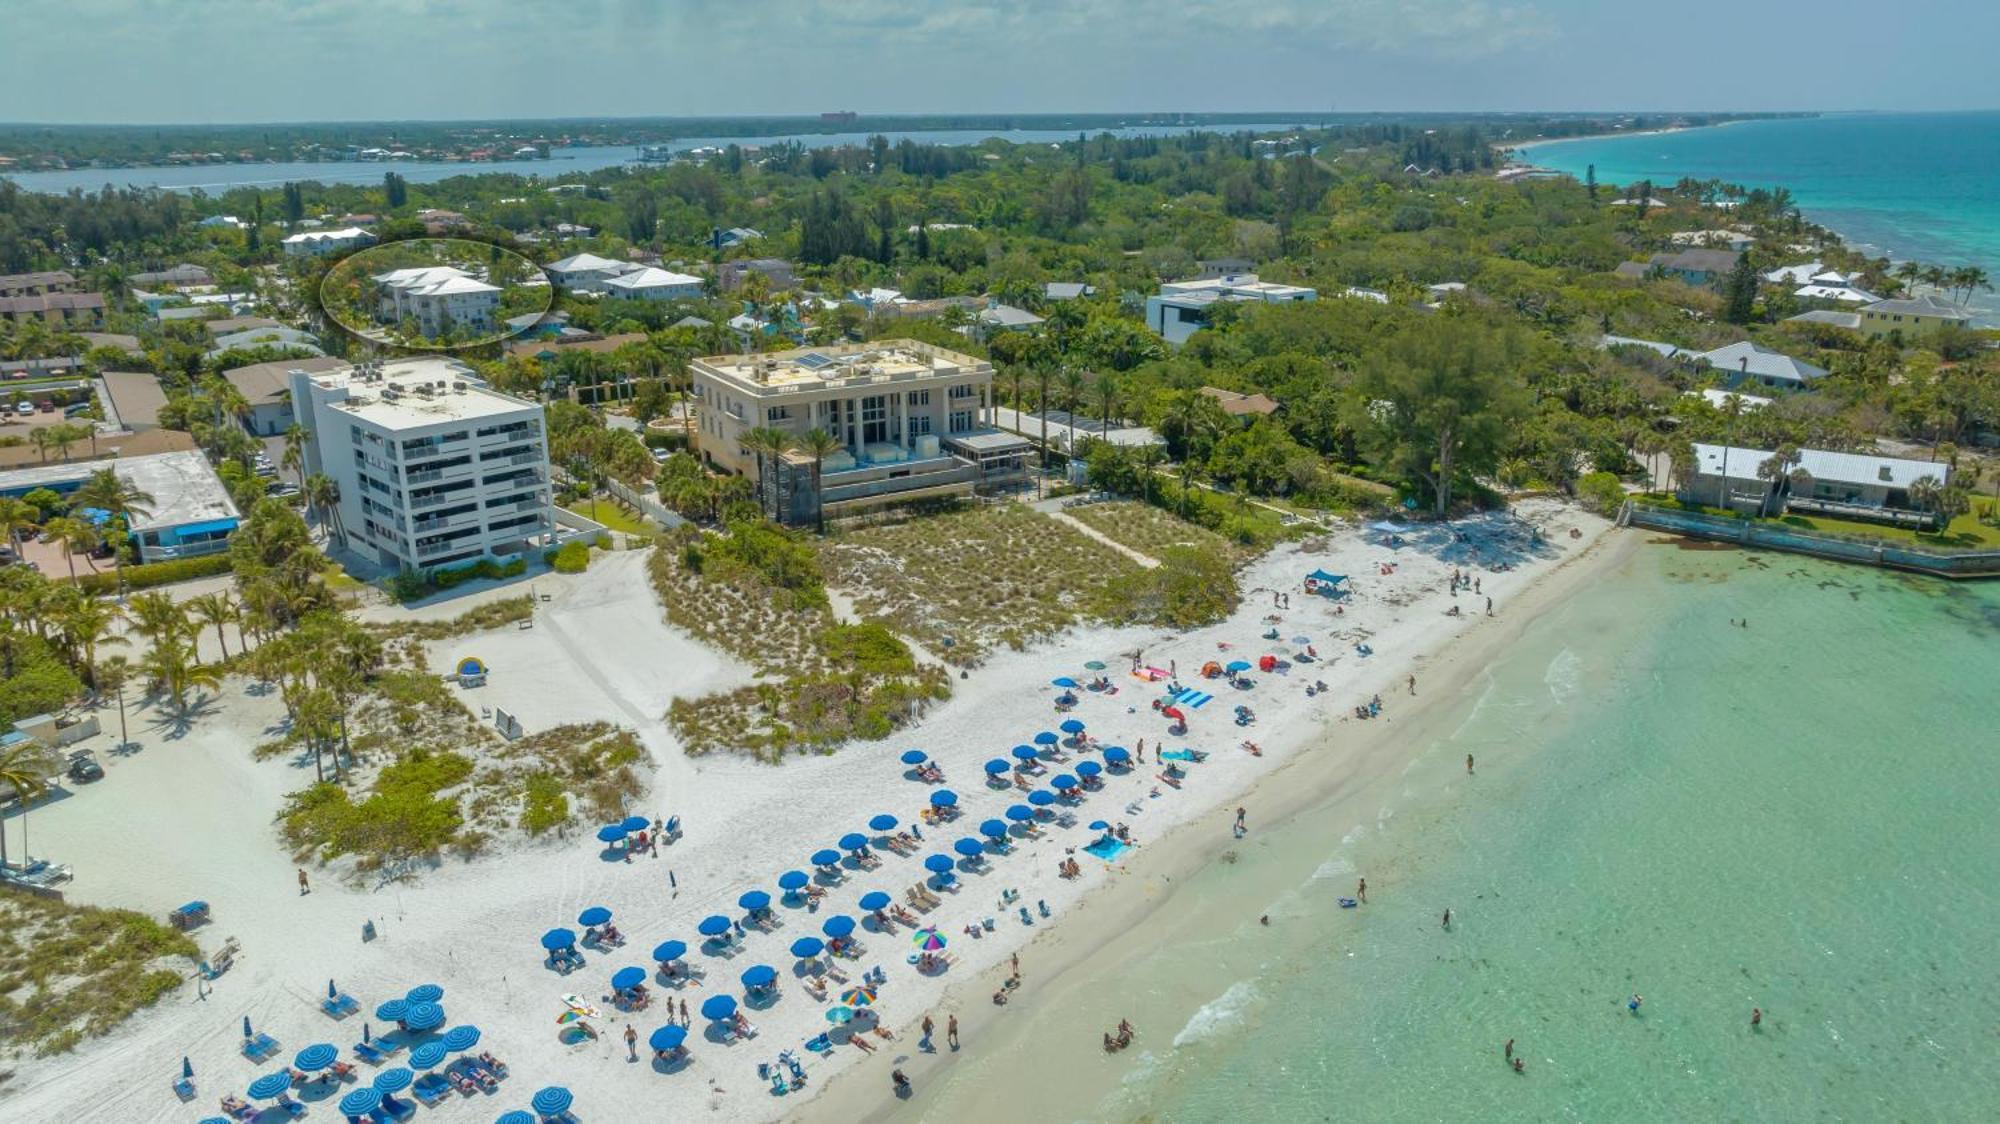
top-left (266, 482), bottom-right (301, 498)
top-left (13, 402), bottom-right (32, 417)
top-left (67, 750), bottom-right (104, 783)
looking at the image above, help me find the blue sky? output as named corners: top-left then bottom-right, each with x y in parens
top-left (4, 0), bottom-right (1996, 124)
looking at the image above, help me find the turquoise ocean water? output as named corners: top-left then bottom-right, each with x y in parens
top-left (910, 542), bottom-right (2000, 1122)
top-left (1521, 113), bottom-right (2000, 304)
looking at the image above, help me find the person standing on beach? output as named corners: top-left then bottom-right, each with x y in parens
top-left (1442, 908), bottom-right (1452, 929)
top-left (922, 1014), bottom-right (935, 1051)
top-left (297, 868), bottom-right (310, 895)
top-left (1357, 878), bottom-right (1367, 903)
top-left (1466, 754), bottom-right (1475, 775)
top-left (1408, 674), bottom-right (1417, 695)
top-left (624, 1024), bottom-right (637, 1060)
top-left (948, 1014), bottom-right (959, 1049)
top-left (1235, 807), bottom-right (1247, 832)
top-left (1505, 1038), bottom-right (1514, 1061)
top-left (1485, 596), bottom-right (1493, 616)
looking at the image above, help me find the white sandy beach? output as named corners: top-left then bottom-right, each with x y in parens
top-left (1, 501), bottom-right (1610, 1123)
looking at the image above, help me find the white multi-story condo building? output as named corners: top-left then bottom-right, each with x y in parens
top-left (373, 266), bottom-right (501, 338)
top-left (691, 340), bottom-right (1029, 524)
top-left (1144, 273), bottom-right (1317, 345)
top-left (290, 356), bottom-right (554, 573)
top-left (282, 227), bottom-right (377, 256)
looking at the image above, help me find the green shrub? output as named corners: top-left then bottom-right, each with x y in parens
top-left (549, 541), bottom-right (590, 573)
top-left (1576, 471), bottom-right (1628, 514)
top-left (519, 772), bottom-right (569, 835)
top-left (0, 636), bottom-right (83, 726)
top-left (282, 749), bottom-right (474, 863)
top-left (75, 552), bottom-right (232, 593)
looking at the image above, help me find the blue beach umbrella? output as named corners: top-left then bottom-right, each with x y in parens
top-left (1059, 718), bottom-right (1085, 734)
top-left (403, 1001), bottom-right (445, 1032)
top-left (337, 1087), bottom-right (382, 1117)
top-left (247, 1072), bottom-right (293, 1101)
top-left (900, 749), bottom-right (928, 765)
top-left (984, 759), bottom-right (1010, 775)
top-left (1033, 731), bottom-right (1059, 746)
top-left (1076, 760), bottom-right (1102, 777)
top-left (858, 891), bottom-right (892, 911)
top-left (596, 823), bottom-right (628, 843)
top-left (789, 937), bottom-right (825, 959)
top-left (839, 832), bottom-right (870, 852)
top-left (621, 815), bottom-right (651, 833)
top-left (1011, 745), bottom-right (1039, 761)
top-left (979, 818), bottom-right (1008, 839)
top-left (697, 915), bottom-right (731, 937)
top-left (1089, 820), bottom-right (1110, 831)
top-left (578, 906), bottom-right (612, 927)
top-left (811, 848), bottom-right (843, 868)
top-left (741, 964), bottom-right (777, 989)
top-left (1052, 676), bottom-right (1078, 688)
top-left (1027, 790), bottom-right (1056, 807)
top-left (868, 814), bottom-right (898, 833)
top-left (372, 1068), bottom-right (413, 1094)
top-left (930, 789), bottom-right (958, 808)
top-left (777, 870), bottom-right (809, 892)
top-left (408, 1041), bottom-right (448, 1070)
top-left (405, 983), bottom-right (443, 1004)
top-left (374, 998), bottom-right (409, 1021)
top-left (953, 837), bottom-right (984, 858)
top-left (1104, 746), bottom-right (1131, 763)
top-left (293, 1043), bottom-right (337, 1071)
top-left (496, 1113), bottom-right (535, 1124)
top-left (1005, 804), bottom-right (1034, 822)
top-left (1052, 774), bottom-right (1079, 790)
top-left (1225, 660), bottom-right (1251, 673)
top-left (530, 1086), bottom-right (574, 1116)
top-left (653, 940), bottom-right (687, 963)
top-left (923, 854), bottom-right (956, 874)
top-left (441, 1025), bottom-right (480, 1052)
top-left (649, 1025), bottom-right (687, 1052)
top-left (611, 966), bottom-right (648, 991)
top-left (700, 995), bottom-right (737, 1021)
top-left (821, 915), bottom-right (856, 938)
top-left (738, 890), bottom-right (771, 912)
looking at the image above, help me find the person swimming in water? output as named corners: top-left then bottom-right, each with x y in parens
top-left (1629, 993), bottom-right (1643, 1014)
top-left (1512, 1057), bottom-right (1525, 1074)
top-left (1751, 1007), bottom-right (1762, 1028)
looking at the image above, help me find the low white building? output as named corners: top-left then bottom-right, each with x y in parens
top-left (290, 356), bottom-right (554, 573)
top-left (374, 266), bottom-right (501, 338)
top-left (601, 266), bottom-right (704, 301)
top-left (1693, 340), bottom-right (1828, 392)
top-left (544, 252), bottom-right (638, 292)
top-left (281, 227), bottom-right (377, 257)
top-left (1144, 273), bottom-right (1317, 345)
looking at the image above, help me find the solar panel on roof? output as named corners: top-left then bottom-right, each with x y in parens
top-left (797, 353), bottom-right (837, 370)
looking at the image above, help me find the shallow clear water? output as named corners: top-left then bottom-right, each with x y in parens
top-left (915, 543), bottom-right (2000, 1122)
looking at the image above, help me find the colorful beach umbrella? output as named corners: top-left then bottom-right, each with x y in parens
top-left (913, 928), bottom-right (948, 951)
top-left (372, 1068), bottom-right (413, 1094)
top-left (1059, 718), bottom-right (1085, 734)
top-left (778, 870), bottom-right (809, 891)
top-left (1225, 660), bottom-right (1251, 673)
top-left (577, 906), bottom-right (612, 927)
top-left (611, 966), bottom-right (647, 991)
top-left (983, 758), bottom-right (1011, 775)
top-left (292, 1043), bottom-right (337, 1071)
top-left (741, 964), bottom-right (777, 989)
top-left (182, 1056), bottom-right (193, 1080)
top-left (441, 1025), bottom-right (480, 1052)
top-left (621, 815), bottom-right (650, 832)
top-left (539, 928), bottom-right (576, 951)
top-left (408, 1041), bottom-right (448, 1070)
top-left (900, 749), bottom-right (928, 765)
top-left (700, 995), bottom-right (737, 1021)
top-left (868, 814), bottom-right (898, 832)
top-left (337, 1088), bottom-right (382, 1117)
top-left (247, 1072), bottom-right (293, 1101)
top-left (374, 998), bottom-right (409, 1021)
top-left (405, 983), bottom-right (443, 1004)
top-left (530, 1086), bottom-right (574, 1117)
top-left (790, 937), bottom-right (825, 959)
top-left (840, 985), bottom-right (878, 1007)
top-left (1089, 820), bottom-right (1111, 831)
top-left (403, 1001), bottom-right (445, 1032)
top-left (825, 1005), bottom-right (855, 1024)
top-left (1084, 660), bottom-right (1107, 670)
top-left (858, 891), bottom-right (892, 911)
top-left (697, 915), bottom-right (731, 937)
top-left (649, 1025), bottom-right (687, 1051)
top-left (821, 915), bottom-right (856, 938)
top-left (930, 789), bottom-right (958, 807)
top-left (495, 1113), bottom-right (535, 1124)
top-left (653, 940), bottom-right (687, 963)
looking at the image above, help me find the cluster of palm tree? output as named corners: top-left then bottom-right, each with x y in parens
top-left (124, 591), bottom-right (224, 716)
top-left (243, 612), bottom-right (383, 782)
top-left (1891, 260), bottom-right (1992, 304)
top-left (25, 421), bottom-right (96, 463)
top-left (0, 468), bottom-right (154, 587)
top-left (738, 426), bottom-right (844, 531)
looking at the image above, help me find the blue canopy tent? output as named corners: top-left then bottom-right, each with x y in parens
top-left (293, 1043), bottom-right (337, 1072)
top-left (696, 915), bottom-right (731, 937)
top-left (595, 823), bottom-right (628, 844)
top-left (1011, 745), bottom-right (1038, 762)
top-left (1033, 731), bottom-right (1059, 746)
top-left (953, 837), bottom-right (985, 858)
top-left (740, 965), bottom-right (777, 990)
top-left (867, 814), bottom-right (898, 833)
top-left (374, 998), bottom-right (409, 1021)
top-left (403, 1002), bottom-right (445, 1032)
top-left (610, 966), bottom-right (648, 992)
top-left (1059, 718), bottom-right (1085, 734)
top-left (821, 915), bottom-right (856, 938)
top-left (857, 891), bottom-right (892, 911)
top-left (699, 995), bottom-right (737, 1021)
top-left (1075, 760), bottom-right (1102, 777)
top-left (649, 1025), bottom-right (687, 1052)
top-left (1305, 569), bottom-right (1349, 596)
top-left (738, 890), bottom-right (771, 913)
top-left (983, 758), bottom-right (1011, 775)
top-left (530, 1086), bottom-right (574, 1117)
top-left (1004, 804), bottom-right (1034, 823)
top-left (789, 937), bottom-right (825, 959)
top-left (337, 1088), bottom-right (382, 1118)
top-left (408, 1041), bottom-right (448, 1070)
top-left (777, 870), bottom-right (809, 892)
top-left (811, 848), bottom-right (842, 868)
top-left (923, 854), bottom-right (956, 874)
top-left (405, 983), bottom-right (443, 1004)
top-left (979, 819), bottom-right (1008, 839)
top-left (441, 1025), bottom-right (480, 1052)
top-left (1027, 790), bottom-right (1056, 807)
top-left (930, 789), bottom-right (958, 808)
top-left (652, 940), bottom-right (688, 964)
top-left (899, 749), bottom-right (928, 765)
top-left (838, 832), bottom-right (869, 852)
top-left (577, 906), bottom-right (612, 927)
top-left (247, 1072), bottom-right (293, 1101)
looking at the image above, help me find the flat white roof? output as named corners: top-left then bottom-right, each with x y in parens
top-left (310, 357), bottom-right (538, 428)
top-left (696, 341), bottom-right (988, 393)
top-left (1691, 443), bottom-right (1947, 489)
top-left (0, 450), bottom-right (238, 534)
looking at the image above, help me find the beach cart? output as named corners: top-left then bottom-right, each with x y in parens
top-left (170, 900), bottom-right (210, 930)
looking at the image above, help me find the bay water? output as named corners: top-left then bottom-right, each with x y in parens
top-left (907, 541), bottom-right (2000, 1121)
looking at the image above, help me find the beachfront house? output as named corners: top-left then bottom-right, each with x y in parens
top-left (1679, 442), bottom-right (1951, 526)
top-left (0, 450), bottom-right (241, 562)
top-left (1669, 230), bottom-right (1755, 252)
top-left (289, 356), bottom-right (555, 572)
top-left (1693, 341), bottom-right (1828, 393)
top-left (690, 340), bottom-right (1032, 525)
top-left (281, 227), bottom-right (376, 257)
top-left (1649, 248), bottom-right (1740, 287)
top-left (1144, 274), bottom-right (1318, 346)
top-left (1855, 295), bottom-right (1973, 339)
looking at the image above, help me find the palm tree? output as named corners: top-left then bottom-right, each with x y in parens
top-left (1177, 456), bottom-right (1208, 518)
top-left (144, 633), bottom-right (223, 715)
top-left (1892, 260), bottom-right (1923, 297)
top-left (42, 516), bottom-right (96, 584)
top-left (1034, 365), bottom-right (1054, 495)
top-left (99, 654), bottom-right (134, 749)
top-left (54, 590), bottom-right (122, 688)
top-left (794, 427), bottom-right (843, 534)
top-left (71, 468), bottom-right (154, 595)
top-left (282, 423), bottom-right (309, 486)
top-left (1908, 475), bottom-right (1945, 529)
top-left (305, 473), bottom-right (343, 547)
top-left (1136, 443), bottom-right (1165, 505)
top-left (189, 592), bottom-right (239, 661)
top-left (0, 739), bottom-right (56, 868)
top-left (1756, 444), bottom-right (1800, 516)
top-left (742, 426), bottom-right (792, 521)
top-left (0, 497), bottom-right (38, 560)
top-left (1094, 372), bottom-right (1119, 435)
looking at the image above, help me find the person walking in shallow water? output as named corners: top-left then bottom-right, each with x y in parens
top-left (1357, 877), bottom-right (1367, 903)
top-left (1466, 753), bottom-right (1475, 775)
top-left (947, 1014), bottom-right (959, 1049)
top-left (1751, 1007), bottom-right (1762, 1028)
top-left (1441, 908), bottom-right (1451, 929)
